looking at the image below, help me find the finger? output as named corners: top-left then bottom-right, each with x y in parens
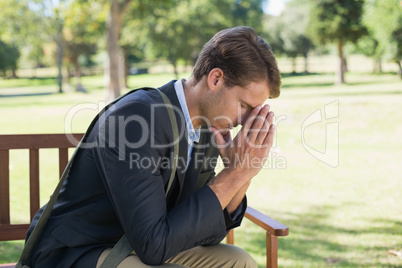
top-left (255, 113), bottom-right (273, 146)
top-left (262, 123), bottom-right (276, 149)
top-left (267, 111), bottom-right (274, 126)
top-left (255, 111), bottom-right (274, 146)
top-left (246, 105), bottom-right (270, 145)
top-left (241, 105), bottom-right (263, 137)
top-left (209, 127), bottom-right (228, 154)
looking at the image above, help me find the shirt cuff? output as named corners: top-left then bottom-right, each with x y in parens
top-left (223, 195), bottom-right (247, 231)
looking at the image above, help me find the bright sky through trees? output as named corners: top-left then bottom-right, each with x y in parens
top-left (263, 0), bottom-right (288, 16)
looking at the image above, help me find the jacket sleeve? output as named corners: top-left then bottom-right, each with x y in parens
top-left (92, 101), bottom-right (227, 265)
top-left (197, 168), bottom-right (247, 246)
top-left (223, 196), bottom-right (247, 230)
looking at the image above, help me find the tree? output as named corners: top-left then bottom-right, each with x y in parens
top-left (105, 0), bottom-right (132, 100)
top-left (63, 0), bottom-right (105, 91)
top-left (0, 0), bottom-right (49, 78)
top-left (308, 0), bottom-right (367, 84)
top-left (120, 21), bottom-right (148, 88)
top-left (354, 35), bottom-right (382, 73)
top-left (261, 14), bottom-right (285, 59)
top-left (264, 0), bottom-right (314, 73)
top-left (145, 0), bottom-right (206, 78)
top-left (54, 6), bottom-right (64, 93)
top-left (144, 0), bottom-right (265, 78)
top-left (119, 1), bottom-right (164, 88)
top-left (0, 40), bottom-right (20, 77)
top-left (363, 0), bottom-right (402, 78)
top-left (73, 0), bottom-right (175, 98)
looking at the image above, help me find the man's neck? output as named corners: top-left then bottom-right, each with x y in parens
top-left (182, 77), bottom-right (204, 129)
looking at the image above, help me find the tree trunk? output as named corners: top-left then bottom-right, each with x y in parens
top-left (104, 53), bottom-right (110, 93)
top-left (373, 57), bottom-right (382, 73)
top-left (74, 59), bottom-right (86, 93)
top-left (291, 58), bottom-right (296, 74)
top-left (335, 41), bottom-right (345, 85)
top-left (119, 49), bottom-right (127, 89)
top-left (303, 53), bottom-right (309, 74)
top-left (342, 57), bottom-right (348, 73)
top-left (57, 22), bottom-right (63, 93)
top-left (106, 0), bottom-right (122, 100)
top-left (106, 0), bottom-right (131, 100)
top-left (67, 68), bottom-right (72, 86)
top-left (171, 60), bottom-right (179, 79)
top-left (11, 69), bottom-right (18, 79)
top-left (397, 60), bottom-right (402, 80)
top-left (378, 58), bottom-right (382, 73)
top-left (124, 56), bottom-right (129, 89)
top-left (122, 47), bottom-right (130, 89)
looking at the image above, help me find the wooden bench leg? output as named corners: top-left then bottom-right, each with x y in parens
top-left (266, 232), bottom-right (278, 268)
top-left (226, 229), bottom-right (234, 245)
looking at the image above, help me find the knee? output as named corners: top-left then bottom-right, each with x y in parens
top-left (225, 245), bottom-right (257, 268)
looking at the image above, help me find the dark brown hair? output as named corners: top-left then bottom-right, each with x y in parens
top-left (192, 26), bottom-right (281, 98)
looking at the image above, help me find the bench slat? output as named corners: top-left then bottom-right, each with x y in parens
top-left (0, 150), bottom-right (10, 225)
top-left (0, 263), bottom-right (17, 268)
top-left (0, 134), bottom-right (83, 150)
top-left (0, 224), bottom-right (29, 241)
top-left (59, 148), bottom-right (69, 178)
top-left (29, 149), bottom-right (40, 221)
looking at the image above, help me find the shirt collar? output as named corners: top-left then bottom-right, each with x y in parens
top-left (174, 79), bottom-right (200, 144)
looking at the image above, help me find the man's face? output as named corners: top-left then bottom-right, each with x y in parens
top-left (199, 80), bottom-right (270, 134)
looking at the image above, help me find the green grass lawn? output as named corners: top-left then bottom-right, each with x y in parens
top-left (1, 72), bottom-right (401, 267)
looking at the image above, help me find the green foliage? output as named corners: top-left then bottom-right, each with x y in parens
top-left (132, 0), bottom-right (265, 74)
top-left (261, 14), bottom-right (285, 56)
top-left (63, 0), bottom-right (106, 69)
top-left (363, 0), bottom-right (402, 63)
top-left (308, 0), bottom-right (367, 45)
top-left (307, 0), bottom-right (368, 83)
top-left (146, 1), bottom-right (211, 66)
top-left (263, 0), bottom-right (314, 60)
top-left (120, 0), bottom-right (175, 64)
top-left (0, 0), bottom-right (45, 43)
top-left (0, 40), bottom-right (20, 76)
top-left (0, 0), bottom-right (54, 67)
top-left (353, 35), bottom-right (379, 58)
top-left (63, 1), bottom-right (106, 44)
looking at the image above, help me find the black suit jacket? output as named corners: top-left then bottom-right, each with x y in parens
top-left (26, 81), bottom-right (246, 267)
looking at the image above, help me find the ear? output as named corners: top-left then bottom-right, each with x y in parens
top-left (207, 68), bottom-right (224, 91)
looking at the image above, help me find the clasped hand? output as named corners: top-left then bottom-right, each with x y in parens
top-left (210, 104), bottom-right (275, 180)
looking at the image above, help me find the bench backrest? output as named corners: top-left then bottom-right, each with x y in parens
top-left (0, 133), bottom-right (84, 241)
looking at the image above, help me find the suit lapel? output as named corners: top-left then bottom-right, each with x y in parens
top-left (176, 133), bottom-right (188, 199)
top-left (177, 131), bottom-right (207, 203)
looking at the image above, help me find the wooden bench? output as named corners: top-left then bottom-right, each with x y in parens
top-left (0, 134), bottom-right (289, 268)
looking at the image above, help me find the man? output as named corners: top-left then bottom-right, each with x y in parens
top-left (25, 26), bottom-right (281, 267)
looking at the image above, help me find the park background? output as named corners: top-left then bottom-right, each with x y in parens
top-left (0, 0), bottom-right (401, 267)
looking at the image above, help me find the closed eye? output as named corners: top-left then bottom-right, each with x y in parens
top-left (240, 102), bottom-right (252, 111)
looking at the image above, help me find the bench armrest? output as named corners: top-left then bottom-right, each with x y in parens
top-left (245, 206), bottom-right (289, 237)
top-left (226, 206), bottom-right (289, 268)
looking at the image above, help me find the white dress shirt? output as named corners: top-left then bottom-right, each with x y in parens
top-left (174, 79), bottom-right (200, 167)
